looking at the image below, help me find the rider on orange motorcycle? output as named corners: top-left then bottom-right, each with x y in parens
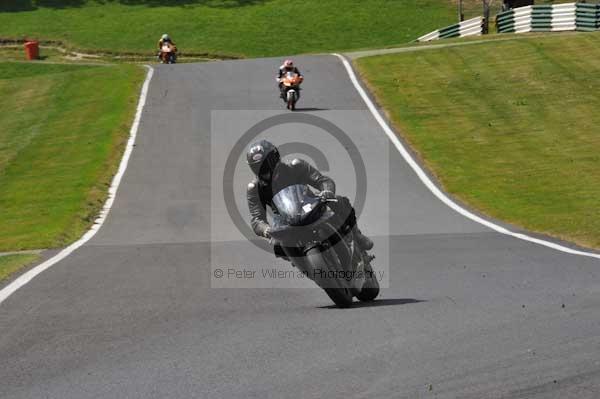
top-left (276, 59), bottom-right (303, 100)
top-left (157, 34), bottom-right (177, 62)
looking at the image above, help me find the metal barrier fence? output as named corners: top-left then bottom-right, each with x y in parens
top-left (497, 2), bottom-right (600, 33)
top-left (417, 16), bottom-right (484, 42)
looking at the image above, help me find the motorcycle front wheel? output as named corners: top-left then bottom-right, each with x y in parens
top-left (305, 247), bottom-right (353, 308)
top-left (287, 97), bottom-right (295, 111)
top-left (355, 260), bottom-right (379, 302)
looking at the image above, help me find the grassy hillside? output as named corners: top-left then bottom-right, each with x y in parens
top-left (0, 62), bottom-right (144, 252)
top-left (0, 0), bottom-right (459, 58)
top-left (357, 32), bottom-right (600, 249)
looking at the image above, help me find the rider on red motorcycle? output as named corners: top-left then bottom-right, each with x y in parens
top-left (276, 59), bottom-right (303, 100)
top-left (157, 34), bottom-right (177, 62)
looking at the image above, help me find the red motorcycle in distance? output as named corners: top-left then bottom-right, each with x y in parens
top-left (280, 71), bottom-right (303, 111)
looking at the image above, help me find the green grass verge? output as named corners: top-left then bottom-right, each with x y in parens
top-left (0, 62), bottom-right (145, 251)
top-left (0, 46), bottom-right (69, 62)
top-left (0, 0), bottom-right (459, 58)
top-left (0, 254), bottom-right (40, 282)
top-left (356, 32), bottom-right (600, 250)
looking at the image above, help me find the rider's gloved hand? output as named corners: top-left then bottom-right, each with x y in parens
top-left (263, 227), bottom-right (272, 239)
top-left (319, 190), bottom-right (336, 200)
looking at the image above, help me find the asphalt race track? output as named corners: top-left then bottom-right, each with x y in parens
top-left (1, 56), bottom-right (600, 399)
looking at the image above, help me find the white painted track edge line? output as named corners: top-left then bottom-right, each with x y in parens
top-left (0, 65), bottom-right (155, 306)
top-left (332, 53), bottom-right (600, 260)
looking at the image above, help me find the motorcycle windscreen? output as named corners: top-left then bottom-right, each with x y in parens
top-left (272, 184), bottom-right (321, 226)
top-left (284, 71), bottom-right (299, 86)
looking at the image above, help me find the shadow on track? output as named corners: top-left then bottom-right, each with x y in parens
top-left (319, 298), bottom-right (424, 310)
top-left (293, 108), bottom-right (330, 112)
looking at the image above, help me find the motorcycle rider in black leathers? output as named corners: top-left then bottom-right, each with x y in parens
top-left (246, 140), bottom-right (373, 254)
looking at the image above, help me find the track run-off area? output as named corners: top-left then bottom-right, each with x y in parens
top-left (1, 54), bottom-right (600, 398)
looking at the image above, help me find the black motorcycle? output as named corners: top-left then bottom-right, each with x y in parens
top-left (270, 184), bottom-right (379, 308)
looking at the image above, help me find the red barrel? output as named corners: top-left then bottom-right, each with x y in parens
top-left (24, 41), bottom-right (39, 60)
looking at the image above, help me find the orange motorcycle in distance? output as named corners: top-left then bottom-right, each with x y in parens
top-left (280, 71), bottom-right (303, 111)
top-left (160, 43), bottom-right (177, 64)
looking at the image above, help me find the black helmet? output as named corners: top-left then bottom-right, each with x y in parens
top-left (246, 140), bottom-right (280, 181)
